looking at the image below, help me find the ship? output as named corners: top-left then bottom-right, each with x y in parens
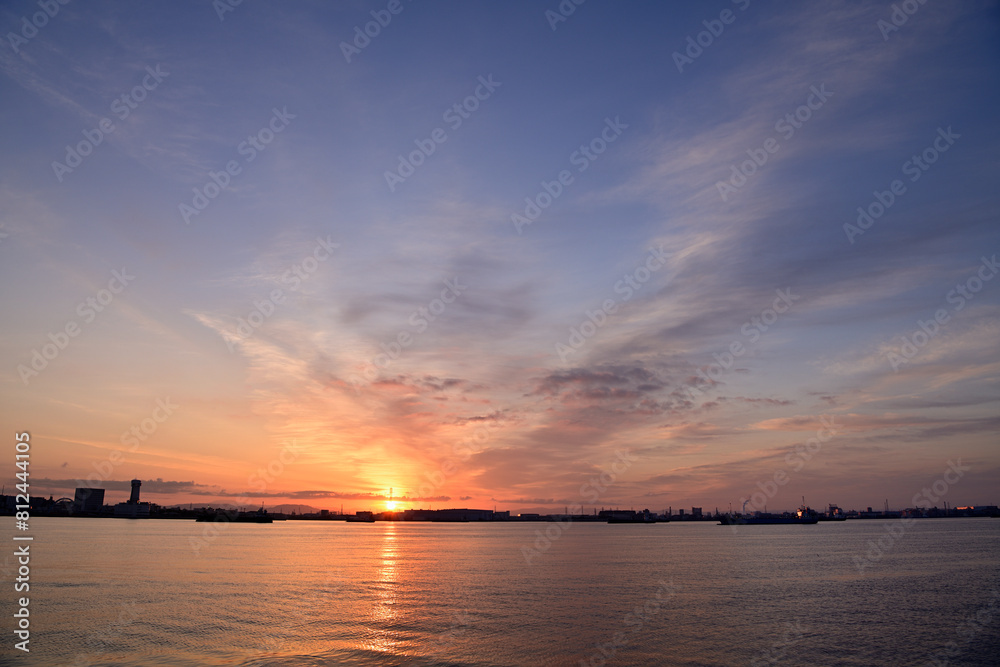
top-left (346, 511), bottom-right (376, 523)
top-left (607, 515), bottom-right (658, 524)
top-left (603, 509), bottom-right (659, 524)
top-left (818, 504), bottom-right (848, 521)
top-left (717, 500), bottom-right (818, 525)
top-left (195, 506), bottom-right (273, 523)
top-left (718, 514), bottom-right (817, 525)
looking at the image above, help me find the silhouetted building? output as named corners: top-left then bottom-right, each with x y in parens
top-left (114, 502), bottom-right (150, 518)
top-left (114, 478), bottom-right (150, 518)
top-left (692, 507), bottom-right (703, 518)
top-left (29, 496), bottom-right (57, 513)
top-left (74, 488), bottom-right (105, 514)
top-left (435, 508), bottom-right (493, 521)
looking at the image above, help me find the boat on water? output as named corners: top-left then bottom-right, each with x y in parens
top-left (796, 505), bottom-right (820, 522)
top-left (603, 509), bottom-right (659, 524)
top-left (608, 516), bottom-right (657, 524)
top-left (718, 513), bottom-right (817, 525)
top-left (819, 504), bottom-right (847, 521)
top-left (346, 511), bottom-right (376, 523)
top-left (718, 501), bottom-right (819, 525)
top-left (196, 506), bottom-right (273, 523)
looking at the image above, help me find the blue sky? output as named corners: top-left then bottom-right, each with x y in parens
top-left (1, 0), bottom-right (998, 513)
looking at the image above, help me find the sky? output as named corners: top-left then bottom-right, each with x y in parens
top-left (1, 0), bottom-right (998, 515)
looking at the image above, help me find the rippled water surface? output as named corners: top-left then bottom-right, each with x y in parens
top-left (8, 517), bottom-right (999, 666)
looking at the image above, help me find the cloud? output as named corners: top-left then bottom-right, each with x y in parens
top-left (35, 478), bottom-right (205, 495)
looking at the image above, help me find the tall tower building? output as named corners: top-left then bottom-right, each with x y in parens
top-left (129, 479), bottom-right (141, 504)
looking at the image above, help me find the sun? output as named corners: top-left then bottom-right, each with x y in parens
top-left (385, 487), bottom-right (400, 512)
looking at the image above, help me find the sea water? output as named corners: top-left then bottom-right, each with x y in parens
top-left (7, 517), bottom-right (998, 666)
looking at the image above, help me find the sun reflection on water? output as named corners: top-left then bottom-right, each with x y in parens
top-left (360, 523), bottom-right (402, 655)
